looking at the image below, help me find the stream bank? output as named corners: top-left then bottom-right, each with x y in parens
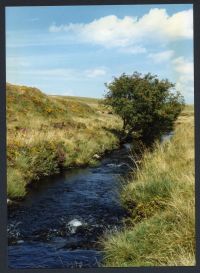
top-left (8, 143), bottom-right (133, 268)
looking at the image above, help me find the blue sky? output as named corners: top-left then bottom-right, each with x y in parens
top-left (6, 4), bottom-right (194, 103)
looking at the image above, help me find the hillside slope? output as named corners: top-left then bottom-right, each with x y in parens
top-left (7, 83), bottom-right (122, 199)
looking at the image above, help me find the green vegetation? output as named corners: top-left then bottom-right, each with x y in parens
top-left (102, 106), bottom-right (195, 266)
top-left (7, 83), bottom-right (122, 199)
top-left (7, 82), bottom-right (195, 266)
top-left (104, 72), bottom-right (184, 143)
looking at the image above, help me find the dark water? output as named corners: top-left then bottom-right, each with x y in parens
top-left (8, 143), bottom-right (133, 269)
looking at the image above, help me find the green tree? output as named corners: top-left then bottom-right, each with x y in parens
top-left (104, 72), bottom-right (185, 143)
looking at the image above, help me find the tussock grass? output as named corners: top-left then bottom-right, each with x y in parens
top-left (7, 83), bottom-right (122, 199)
top-left (102, 106), bottom-right (195, 266)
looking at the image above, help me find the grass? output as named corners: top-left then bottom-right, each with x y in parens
top-left (7, 83), bottom-right (122, 199)
top-left (102, 106), bottom-right (195, 266)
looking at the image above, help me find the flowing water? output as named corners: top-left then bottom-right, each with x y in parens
top-left (8, 143), bottom-right (134, 269)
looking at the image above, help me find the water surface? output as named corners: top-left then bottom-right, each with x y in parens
top-left (8, 143), bottom-right (133, 268)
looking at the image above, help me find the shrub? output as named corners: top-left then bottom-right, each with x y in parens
top-left (104, 72), bottom-right (184, 143)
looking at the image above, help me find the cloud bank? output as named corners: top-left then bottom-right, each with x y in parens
top-left (172, 57), bottom-right (194, 102)
top-left (49, 8), bottom-right (193, 51)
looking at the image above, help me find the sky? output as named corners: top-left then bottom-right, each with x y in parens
top-left (6, 4), bottom-right (194, 103)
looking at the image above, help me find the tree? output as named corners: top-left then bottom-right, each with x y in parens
top-left (104, 72), bottom-right (185, 143)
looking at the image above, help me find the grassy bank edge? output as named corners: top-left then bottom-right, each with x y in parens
top-left (7, 139), bottom-right (121, 203)
top-left (102, 106), bottom-right (195, 266)
top-left (7, 83), bottom-right (122, 200)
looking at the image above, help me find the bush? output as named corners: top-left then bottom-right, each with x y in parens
top-left (104, 72), bottom-right (184, 143)
top-left (7, 140), bottom-right (67, 198)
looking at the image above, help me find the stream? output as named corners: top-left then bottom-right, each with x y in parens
top-left (8, 143), bottom-right (134, 269)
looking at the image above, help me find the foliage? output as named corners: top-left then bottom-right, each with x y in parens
top-left (102, 107), bottom-right (195, 266)
top-left (7, 83), bottom-right (122, 199)
top-left (104, 72), bottom-right (185, 143)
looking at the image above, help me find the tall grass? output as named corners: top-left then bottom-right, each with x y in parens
top-left (7, 83), bottom-right (122, 199)
top-left (102, 107), bottom-right (195, 266)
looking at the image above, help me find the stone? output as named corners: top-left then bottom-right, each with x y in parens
top-left (67, 219), bottom-right (83, 234)
top-left (7, 198), bottom-right (12, 205)
top-left (17, 240), bottom-right (24, 244)
top-left (93, 154), bottom-right (100, 159)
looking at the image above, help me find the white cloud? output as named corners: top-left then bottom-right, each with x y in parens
top-left (172, 56), bottom-right (193, 75)
top-left (49, 8), bottom-right (193, 51)
top-left (6, 56), bottom-right (30, 68)
top-left (49, 23), bottom-right (66, 32)
top-left (136, 8), bottom-right (193, 40)
top-left (148, 50), bottom-right (174, 63)
top-left (26, 68), bottom-right (75, 78)
top-left (172, 56), bottom-right (194, 102)
top-left (84, 68), bottom-right (106, 78)
top-left (7, 67), bottom-right (107, 80)
top-left (119, 46), bottom-right (147, 54)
